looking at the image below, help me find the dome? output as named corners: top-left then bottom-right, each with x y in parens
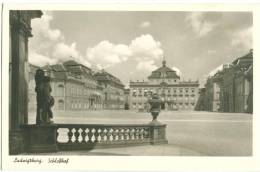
top-left (148, 60), bottom-right (180, 79)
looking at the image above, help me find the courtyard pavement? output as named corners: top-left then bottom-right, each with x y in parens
top-left (28, 110), bottom-right (252, 156)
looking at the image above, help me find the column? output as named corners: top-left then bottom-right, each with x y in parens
top-left (9, 10), bottom-right (42, 154)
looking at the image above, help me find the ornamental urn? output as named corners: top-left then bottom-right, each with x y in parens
top-left (148, 93), bottom-right (162, 123)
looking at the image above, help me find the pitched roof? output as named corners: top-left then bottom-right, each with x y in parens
top-left (62, 60), bottom-right (95, 79)
top-left (95, 70), bottom-right (124, 87)
top-left (232, 49), bottom-right (253, 66)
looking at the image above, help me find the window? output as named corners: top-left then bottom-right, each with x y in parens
top-left (105, 92), bottom-right (108, 100)
top-left (71, 101), bottom-right (74, 109)
top-left (58, 100), bottom-right (64, 110)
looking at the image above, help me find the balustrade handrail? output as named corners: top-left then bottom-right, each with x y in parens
top-left (24, 123), bottom-right (166, 128)
top-left (55, 123), bottom-right (165, 128)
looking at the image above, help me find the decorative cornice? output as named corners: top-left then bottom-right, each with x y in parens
top-left (10, 11), bottom-right (42, 37)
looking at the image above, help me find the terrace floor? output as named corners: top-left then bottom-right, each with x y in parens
top-left (28, 110), bottom-right (252, 156)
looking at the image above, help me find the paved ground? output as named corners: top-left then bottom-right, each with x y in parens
top-left (28, 110), bottom-right (252, 156)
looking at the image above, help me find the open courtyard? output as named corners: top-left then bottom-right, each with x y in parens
top-left (28, 110), bottom-right (252, 156)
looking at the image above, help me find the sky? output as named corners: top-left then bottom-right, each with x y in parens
top-left (28, 11), bottom-right (252, 87)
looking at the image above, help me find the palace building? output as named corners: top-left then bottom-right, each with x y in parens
top-left (129, 60), bottom-right (199, 111)
top-left (28, 60), bottom-right (125, 111)
top-left (195, 49), bottom-right (253, 113)
top-left (94, 70), bottom-right (125, 110)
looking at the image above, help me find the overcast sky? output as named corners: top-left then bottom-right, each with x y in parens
top-left (28, 11), bottom-right (252, 87)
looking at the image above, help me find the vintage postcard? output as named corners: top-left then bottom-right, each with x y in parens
top-left (1, 3), bottom-right (260, 171)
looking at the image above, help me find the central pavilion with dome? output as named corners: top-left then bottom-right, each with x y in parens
top-left (129, 60), bottom-right (199, 111)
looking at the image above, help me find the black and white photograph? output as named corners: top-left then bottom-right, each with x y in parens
top-left (1, 3), bottom-right (259, 171)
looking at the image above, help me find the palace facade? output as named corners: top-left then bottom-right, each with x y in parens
top-left (195, 49), bottom-right (253, 113)
top-left (28, 60), bottom-right (125, 111)
top-left (95, 70), bottom-right (125, 110)
top-left (129, 60), bottom-right (199, 111)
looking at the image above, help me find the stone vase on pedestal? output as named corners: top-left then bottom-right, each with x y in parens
top-left (148, 93), bottom-right (168, 145)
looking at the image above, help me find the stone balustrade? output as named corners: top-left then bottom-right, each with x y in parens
top-left (23, 123), bottom-right (167, 152)
top-left (24, 122), bottom-right (168, 152)
top-left (56, 124), bottom-right (158, 151)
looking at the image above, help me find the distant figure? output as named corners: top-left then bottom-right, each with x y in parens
top-left (35, 69), bottom-right (54, 124)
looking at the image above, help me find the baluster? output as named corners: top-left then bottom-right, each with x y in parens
top-left (74, 128), bottom-right (80, 143)
top-left (135, 128), bottom-right (139, 140)
top-left (112, 128), bottom-right (118, 141)
top-left (139, 128), bottom-right (144, 140)
top-left (119, 128), bottom-right (124, 141)
top-left (88, 128), bottom-right (94, 143)
top-left (129, 128), bottom-right (133, 141)
top-left (97, 128), bottom-right (102, 143)
top-left (68, 128), bottom-right (73, 143)
top-left (107, 128), bottom-right (113, 142)
top-left (85, 128), bottom-right (90, 143)
top-left (125, 128), bottom-right (129, 141)
top-left (123, 128), bottom-right (127, 141)
top-left (81, 128), bottom-right (86, 143)
top-left (100, 128), bottom-right (107, 143)
top-left (93, 128), bottom-right (99, 143)
top-left (71, 128), bottom-right (77, 142)
top-left (131, 128), bottom-right (136, 140)
top-left (78, 128), bottom-right (84, 143)
top-left (90, 128), bottom-right (96, 143)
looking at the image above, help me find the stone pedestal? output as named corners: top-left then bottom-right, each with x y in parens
top-left (9, 129), bottom-right (25, 155)
top-left (149, 123), bottom-right (168, 145)
top-left (23, 124), bottom-right (58, 153)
